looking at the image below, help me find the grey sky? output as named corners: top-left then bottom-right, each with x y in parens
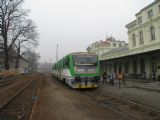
top-left (24, 0), bottom-right (154, 63)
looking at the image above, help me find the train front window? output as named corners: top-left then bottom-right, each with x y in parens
top-left (73, 55), bottom-right (98, 66)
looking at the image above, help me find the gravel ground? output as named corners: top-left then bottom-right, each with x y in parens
top-left (0, 75), bottom-right (34, 107)
top-left (31, 75), bottom-right (128, 120)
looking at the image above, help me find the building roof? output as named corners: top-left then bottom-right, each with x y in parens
top-left (91, 38), bottom-right (126, 46)
top-left (101, 47), bottom-right (129, 57)
top-left (20, 56), bottom-right (29, 63)
top-left (125, 20), bottom-right (137, 28)
top-left (126, 0), bottom-right (159, 28)
top-left (135, 0), bottom-right (158, 16)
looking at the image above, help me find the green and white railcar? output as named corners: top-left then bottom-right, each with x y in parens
top-left (52, 52), bottom-right (100, 89)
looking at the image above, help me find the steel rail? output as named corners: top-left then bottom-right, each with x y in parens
top-left (82, 89), bottom-right (160, 120)
top-left (0, 80), bottom-right (34, 109)
top-left (83, 92), bottom-right (134, 120)
top-left (29, 79), bottom-right (42, 120)
top-left (0, 80), bottom-right (16, 87)
top-left (101, 103), bottom-right (134, 120)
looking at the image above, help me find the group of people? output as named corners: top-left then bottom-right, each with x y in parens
top-left (102, 72), bottom-right (115, 86)
top-left (102, 71), bottom-right (126, 87)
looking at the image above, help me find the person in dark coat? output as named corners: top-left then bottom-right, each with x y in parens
top-left (102, 72), bottom-right (108, 85)
top-left (153, 69), bottom-right (156, 80)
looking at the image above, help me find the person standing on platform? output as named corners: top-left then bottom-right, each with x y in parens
top-left (109, 72), bottom-right (115, 86)
top-left (117, 72), bottom-right (125, 88)
top-left (112, 72), bottom-right (115, 86)
top-left (102, 71), bottom-right (108, 85)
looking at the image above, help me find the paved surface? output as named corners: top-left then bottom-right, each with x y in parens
top-left (99, 79), bottom-right (160, 110)
top-left (31, 75), bottom-right (128, 120)
top-left (127, 80), bottom-right (160, 92)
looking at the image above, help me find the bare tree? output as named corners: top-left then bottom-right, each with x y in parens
top-left (14, 20), bottom-right (38, 69)
top-left (23, 50), bottom-right (40, 72)
top-left (0, 39), bottom-right (3, 52)
top-left (0, 0), bottom-right (37, 70)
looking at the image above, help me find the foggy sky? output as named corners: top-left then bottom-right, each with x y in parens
top-left (24, 0), bottom-right (154, 63)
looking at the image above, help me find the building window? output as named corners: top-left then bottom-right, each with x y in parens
top-left (150, 26), bottom-right (156, 41)
top-left (138, 16), bottom-right (142, 24)
top-left (119, 43), bottom-right (122, 47)
top-left (148, 10), bottom-right (153, 18)
top-left (139, 31), bottom-right (144, 44)
top-left (113, 43), bottom-right (116, 47)
top-left (132, 34), bottom-right (136, 47)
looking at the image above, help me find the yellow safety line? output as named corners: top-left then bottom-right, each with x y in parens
top-left (29, 80), bottom-right (42, 120)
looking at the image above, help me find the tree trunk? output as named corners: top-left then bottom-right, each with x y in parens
top-left (4, 36), bottom-right (9, 70)
top-left (15, 47), bottom-right (20, 69)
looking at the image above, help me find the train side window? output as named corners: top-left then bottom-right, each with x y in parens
top-left (64, 58), bottom-right (69, 68)
top-left (55, 65), bottom-right (56, 69)
top-left (63, 61), bottom-right (65, 68)
top-left (67, 57), bottom-right (70, 68)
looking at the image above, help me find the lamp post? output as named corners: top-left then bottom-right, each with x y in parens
top-left (56, 44), bottom-right (58, 62)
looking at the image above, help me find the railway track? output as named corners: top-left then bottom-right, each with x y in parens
top-left (80, 90), bottom-right (160, 120)
top-left (0, 79), bottom-right (42, 120)
top-left (0, 81), bottom-right (15, 87)
top-left (0, 76), bottom-right (19, 87)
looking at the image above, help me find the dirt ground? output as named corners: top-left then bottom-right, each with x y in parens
top-left (31, 75), bottom-right (128, 120)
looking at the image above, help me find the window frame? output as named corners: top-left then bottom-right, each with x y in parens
top-left (150, 26), bottom-right (156, 41)
top-left (138, 16), bottom-right (142, 24)
top-left (148, 9), bottom-right (153, 18)
top-left (119, 43), bottom-right (122, 47)
top-left (132, 34), bottom-right (136, 47)
top-left (139, 31), bottom-right (144, 45)
top-left (113, 43), bottom-right (116, 47)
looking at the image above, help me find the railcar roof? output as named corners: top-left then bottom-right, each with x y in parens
top-left (53, 52), bottom-right (97, 64)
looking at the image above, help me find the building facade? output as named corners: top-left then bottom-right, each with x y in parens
top-left (87, 37), bottom-right (127, 57)
top-left (126, 0), bottom-right (160, 55)
top-left (100, 0), bottom-right (160, 80)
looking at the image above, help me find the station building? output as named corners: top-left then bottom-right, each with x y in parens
top-left (88, 0), bottom-right (160, 80)
top-left (87, 37), bottom-right (128, 57)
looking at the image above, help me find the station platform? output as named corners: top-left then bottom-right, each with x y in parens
top-left (100, 79), bottom-right (160, 110)
top-left (125, 80), bottom-right (160, 92)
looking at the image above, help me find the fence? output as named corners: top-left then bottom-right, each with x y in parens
top-left (1, 69), bottom-right (20, 78)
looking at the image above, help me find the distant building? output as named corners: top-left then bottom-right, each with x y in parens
top-left (87, 37), bottom-right (128, 57)
top-left (0, 46), bottom-right (29, 73)
top-left (18, 57), bottom-right (29, 74)
top-left (100, 0), bottom-right (160, 80)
